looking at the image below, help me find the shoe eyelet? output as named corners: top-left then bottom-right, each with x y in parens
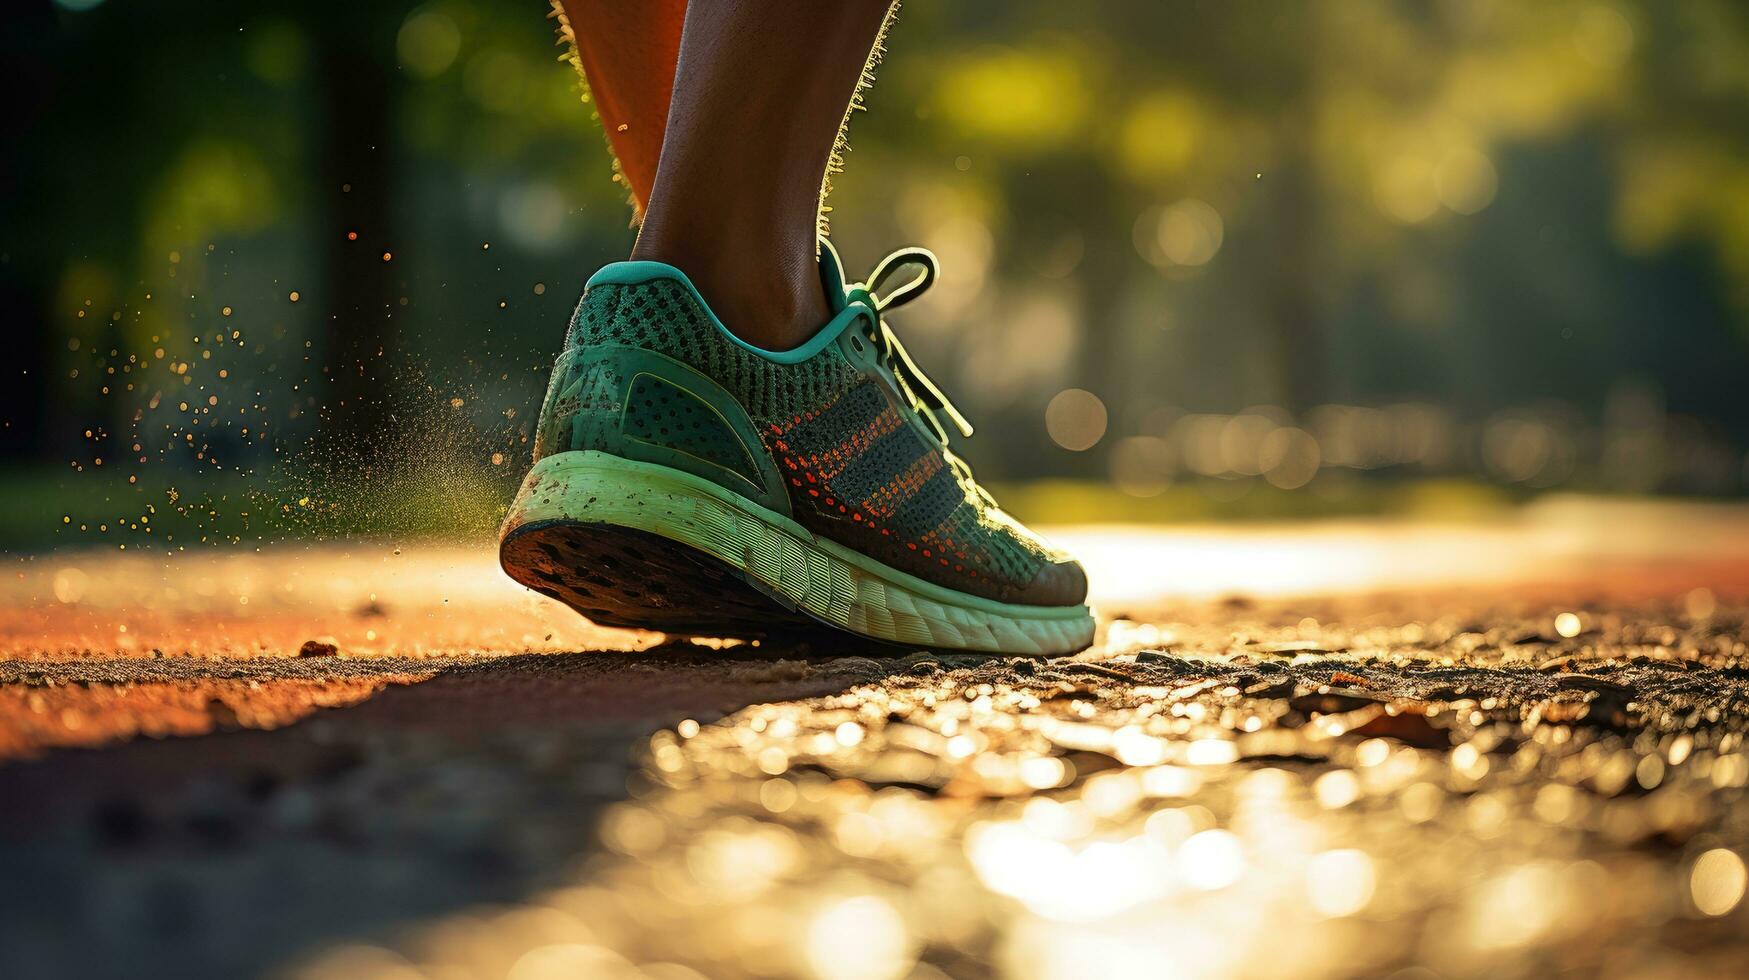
top-left (850, 335), bottom-right (864, 354)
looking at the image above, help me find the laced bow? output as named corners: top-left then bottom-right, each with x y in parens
top-left (844, 247), bottom-right (974, 444)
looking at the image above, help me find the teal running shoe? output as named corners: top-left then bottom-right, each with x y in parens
top-left (499, 241), bottom-right (1094, 654)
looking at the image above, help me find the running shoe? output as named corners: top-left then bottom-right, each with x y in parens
top-left (499, 241), bottom-right (1093, 654)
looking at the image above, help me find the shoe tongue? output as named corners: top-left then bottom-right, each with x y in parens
top-left (817, 238), bottom-right (852, 315)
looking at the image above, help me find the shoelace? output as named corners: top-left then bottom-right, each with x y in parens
top-left (843, 247), bottom-right (975, 445)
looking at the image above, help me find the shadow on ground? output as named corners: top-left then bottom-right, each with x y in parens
top-left (0, 642), bottom-right (928, 979)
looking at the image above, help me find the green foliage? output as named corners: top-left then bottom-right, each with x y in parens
top-left (8, 0), bottom-right (1749, 550)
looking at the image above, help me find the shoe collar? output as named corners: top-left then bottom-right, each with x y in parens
top-left (585, 247), bottom-right (869, 366)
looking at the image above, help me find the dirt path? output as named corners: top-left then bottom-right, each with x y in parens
top-left (4, 517), bottom-right (1749, 979)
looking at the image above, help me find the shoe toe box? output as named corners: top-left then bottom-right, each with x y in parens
top-left (1015, 555), bottom-right (1088, 607)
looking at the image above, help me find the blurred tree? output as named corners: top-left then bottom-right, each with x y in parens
top-left (307, 0), bottom-right (409, 458)
top-left (0, 4), bottom-right (60, 461)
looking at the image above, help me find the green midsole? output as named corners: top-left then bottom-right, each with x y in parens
top-left (502, 450), bottom-right (1092, 624)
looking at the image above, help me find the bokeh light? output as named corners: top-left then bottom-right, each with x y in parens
top-left (1045, 389), bottom-right (1108, 452)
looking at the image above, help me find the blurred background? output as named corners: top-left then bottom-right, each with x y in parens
top-left (6, 0), bottom-right (1749, 550)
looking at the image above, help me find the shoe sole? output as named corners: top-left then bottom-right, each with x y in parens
top-left (499, 451), bottom-right (1096, 654)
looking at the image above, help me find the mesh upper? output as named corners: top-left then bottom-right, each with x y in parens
top-left (558, 276), bottom-right (1070, 604)
top-left (621, 373), bottom-right (760, 482)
